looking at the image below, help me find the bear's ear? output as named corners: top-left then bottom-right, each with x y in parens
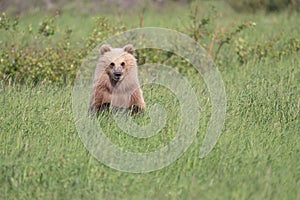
top-left (99, 44), bottom-right (112, 55)
top-left (123, 44), bottom-right (135, 55)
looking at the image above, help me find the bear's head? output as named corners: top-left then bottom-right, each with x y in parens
top-left (99, 44), bottom-right (136, 83)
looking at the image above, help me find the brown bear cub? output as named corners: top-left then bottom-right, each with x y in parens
top-left (89, 44), bottom-right (145, 114)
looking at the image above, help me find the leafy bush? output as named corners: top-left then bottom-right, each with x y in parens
top-left (0, 13), bottom-right (124, 84)
top-left (0, 9), bottom-right (299, 84)
top-left (235, 36), bottom-right (300, 64)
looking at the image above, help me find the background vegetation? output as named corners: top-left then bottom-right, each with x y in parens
top-left (0, 0), bottom-right (299, 199)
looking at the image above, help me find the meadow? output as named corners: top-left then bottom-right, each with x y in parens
top-left (1, 1), bottom-right (300, 199)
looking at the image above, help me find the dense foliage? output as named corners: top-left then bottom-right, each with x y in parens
top-left (0, 4), bottom-right (299, 84)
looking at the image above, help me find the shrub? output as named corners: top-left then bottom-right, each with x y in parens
top-left (0, 13), bottom-right (124, 84)
top-left (234, 36), bottom-right (300, 64)
top-left (0, 9), bottom-right (299, 84)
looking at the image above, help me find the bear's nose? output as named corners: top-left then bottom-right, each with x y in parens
top-left (113, 72), bottom-right (122, 77)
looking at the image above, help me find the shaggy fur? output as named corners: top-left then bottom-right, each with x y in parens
top-left (89, 44), bottom-right (145, 114)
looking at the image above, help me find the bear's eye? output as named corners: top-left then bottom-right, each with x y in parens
top-left (121, 62), bottom-right (125, 67)
top-left (109, 62), bottom-right (115, 68)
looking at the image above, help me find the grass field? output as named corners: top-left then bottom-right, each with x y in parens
top-left (1, 1), bottom-right (300, 199)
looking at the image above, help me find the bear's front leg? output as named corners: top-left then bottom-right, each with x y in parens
top-left (130, 88), bottom-right (145, 114)
top-left (89, 89), bottom-right (112, 115)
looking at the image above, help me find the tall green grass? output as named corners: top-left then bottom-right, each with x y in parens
top-left (1, 56), bottom-right (299, 199)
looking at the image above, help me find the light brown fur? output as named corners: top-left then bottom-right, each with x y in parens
top-left (89, 44), bottom-right (145, 114)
